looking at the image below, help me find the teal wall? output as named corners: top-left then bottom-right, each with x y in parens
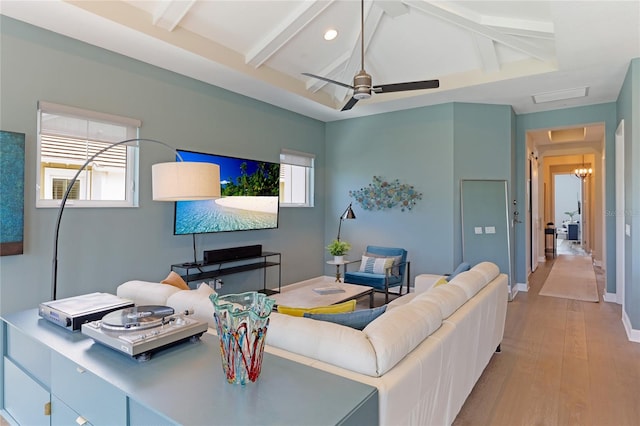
top-left (325, 103), bottom-right (513, 284)
top-left (0, 17), bottom-right (326, 313)
top-left (617, 58), bottom-right (639, 329)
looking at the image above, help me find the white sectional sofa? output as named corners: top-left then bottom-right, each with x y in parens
top-left (117, 261), bottom-right (508, 426)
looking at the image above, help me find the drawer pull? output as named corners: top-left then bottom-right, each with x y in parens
top-left (76, 366), bottom-right (86, 374)
top-left (76, 415), bottom-right (88, 425)
top-left (44, 401), bottom-right (51, 416)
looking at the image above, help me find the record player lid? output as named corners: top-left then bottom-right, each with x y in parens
top-left (101, 305), bottom-right (174, 330)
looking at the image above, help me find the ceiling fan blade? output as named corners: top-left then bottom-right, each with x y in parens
top-left (373, 79), bottom-right (440, 93)
top-left (302, 73), bottom-right (354, 90)
top-left (341, 97), bottom-right (359, 111)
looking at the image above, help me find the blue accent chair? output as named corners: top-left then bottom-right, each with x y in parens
top-left (344, 246), bottom-right (410, 304)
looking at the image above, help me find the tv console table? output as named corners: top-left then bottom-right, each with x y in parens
top-left (1, 309), bottom-right (378, 425)
top-left (171, 251), bottom-right (281, 295)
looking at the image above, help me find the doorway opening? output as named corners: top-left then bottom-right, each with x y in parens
top-left (554, 172), bottom-right (587, 256)
top-left (525, 123), bottom-right (605, 282)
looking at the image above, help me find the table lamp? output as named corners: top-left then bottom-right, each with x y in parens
top-left (51, 138), bottom-right (221, 300)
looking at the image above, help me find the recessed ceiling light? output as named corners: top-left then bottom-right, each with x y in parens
top-left (532, 87), bottom-right (589, 104)
top-left (324, 28), bottom-right (338, 41)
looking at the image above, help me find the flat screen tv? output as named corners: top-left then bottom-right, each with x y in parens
top-left (174, 150), bottom-right (280, 234)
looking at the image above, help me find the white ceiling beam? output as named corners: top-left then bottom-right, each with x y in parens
top-left (152, 0), bottom-right (196, 32)
top-left (404, 0), bottom-right (554, 62)
top-left (481, 15), bottom-right (554, 40)
top-left (375, 1), bottom-right (409, 18)
top-left (246, 0), bottom-right (335, 68)
top-left (473, 34), bottom-right (500, 74)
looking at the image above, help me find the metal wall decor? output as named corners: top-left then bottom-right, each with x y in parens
top-left (350, 176), bottom-right (422, 212)
top-left (0, 130), bottom-right (25, 256)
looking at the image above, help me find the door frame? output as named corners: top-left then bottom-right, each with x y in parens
top-left (615, 120), bottom-right (625, 307)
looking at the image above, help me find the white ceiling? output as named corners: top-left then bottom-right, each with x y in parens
top-left (2, 0), bottom-right (639, 123)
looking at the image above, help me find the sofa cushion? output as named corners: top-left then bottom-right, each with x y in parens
top-left (166, 283), bottom-right (217, 327)
top-left (303, 305), bottom-right (387, 330)
top-left (386, 292), bottom-right (418, 310)
top-left (276, 299), bottom-right (356, 317)
top-left (364, 299), bottom-right (442, 376)
top-left (161, 271), bottom-right (190, 290)
top-left (117, 280), bottom-right (180, 306)
top-left (266, 312), bottom-right (378, 376)
top-left (471, 261), bottom-right (500, 282)
top-left (449, 270), bottom-right (487, 299)
top-left (414, 284), bottom-right (468, 319)
top-left (344, 271), bottom-right (403, 289)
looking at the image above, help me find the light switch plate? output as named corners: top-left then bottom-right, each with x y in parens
top-left (626, 224), bottom-right (631, 236)
top-left (485, 226), bottom-right (496, 234)
top-left (474, 227), bottom-right (483, 234)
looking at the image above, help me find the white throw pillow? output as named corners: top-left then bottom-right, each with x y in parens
top-left (166, 283), bottom-right (217, 328)
top-left (359, 255), bottom-right (394, 274)
top-left (116, 280), bottom-right (180, 306)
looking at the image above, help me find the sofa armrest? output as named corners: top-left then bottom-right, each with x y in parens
top-left (414, 274), bottom-right (445, 294)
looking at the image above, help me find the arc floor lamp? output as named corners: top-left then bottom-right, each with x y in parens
top-left (51, 138), bottom-right (221, 300)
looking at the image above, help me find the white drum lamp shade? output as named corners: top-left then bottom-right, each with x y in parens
top-left (152, 162), bottom-right (221, 201)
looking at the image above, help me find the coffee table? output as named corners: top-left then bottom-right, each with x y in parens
top-left (270, 276), bottom-right (374, 309)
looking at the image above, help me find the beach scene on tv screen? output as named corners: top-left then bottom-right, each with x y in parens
top-left (175, 151), bottom-right (279, 234)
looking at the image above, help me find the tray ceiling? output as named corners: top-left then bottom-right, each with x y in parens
top-left (2, 0), bottom-right (639, 122)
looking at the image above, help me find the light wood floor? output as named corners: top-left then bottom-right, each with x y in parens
top-left (454, 256), bottom-right (640, 426)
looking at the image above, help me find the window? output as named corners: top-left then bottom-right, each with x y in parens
top-left (36, 102), bottom-right (141, 208)
top-left (280, 149), bottom-right (314, 207)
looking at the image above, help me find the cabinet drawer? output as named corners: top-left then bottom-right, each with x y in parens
top-left (6, 324), bottom-right (51, 387)
top-left (3, 357), bottom-right (50, 426)
top-left (51, 353), bottom-right (126, 426)
top-left (51, 395), bottom-right (94, 426)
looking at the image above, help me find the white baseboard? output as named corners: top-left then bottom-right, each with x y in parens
top-left (603, 292), bottom-right (618, 303)
top-left (537, 256), bottom-right (547, 263)
top-left (509, 282), bottom-right (528, 300)
top-left (593, 258), bottom-right (603, 268)
top-left (622, 310), bottom-right (640, 343)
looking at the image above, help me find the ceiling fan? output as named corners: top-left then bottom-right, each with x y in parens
top-left (303, 0), bottom-right (440, 111)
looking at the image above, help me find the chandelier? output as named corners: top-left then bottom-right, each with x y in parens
top-left (574, 155), bottom-right (592, 180)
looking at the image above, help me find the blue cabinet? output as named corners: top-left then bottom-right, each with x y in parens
top-left (567, 223), bottom-right (579, 240)
top-left (2, 309), bottom-right (378, 426)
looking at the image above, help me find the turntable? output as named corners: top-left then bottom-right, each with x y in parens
top-left (81, 305), bottom-right (208, 361)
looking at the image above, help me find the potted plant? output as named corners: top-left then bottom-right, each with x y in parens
top-left (564, 210), bottom-right (578, 222)
top-left (326, 239), bottom-right (351, 263)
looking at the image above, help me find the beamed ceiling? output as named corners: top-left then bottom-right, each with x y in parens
top-left (2, 0), bottom-right (639, 122)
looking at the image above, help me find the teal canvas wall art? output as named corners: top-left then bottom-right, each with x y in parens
top-left (0, 130), bottom-right (25, 256)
